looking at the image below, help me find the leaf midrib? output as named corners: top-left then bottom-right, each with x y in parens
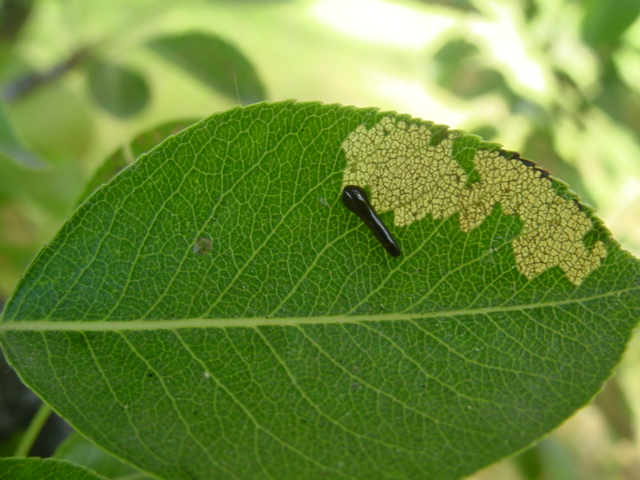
top-left (0, 286), bottom-right (633, 332)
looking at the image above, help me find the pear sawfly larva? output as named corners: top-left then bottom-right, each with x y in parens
top-left (341, 185), bottom-right (401, 257)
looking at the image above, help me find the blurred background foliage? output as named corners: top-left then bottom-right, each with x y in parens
top-left (0, 0), bottom-right (639, 478)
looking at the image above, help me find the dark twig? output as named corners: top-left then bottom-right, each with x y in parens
top-left (2, 46), bottom-right (91, 103)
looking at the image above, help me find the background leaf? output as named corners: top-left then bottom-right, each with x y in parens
top-left (77, 119), bottom-right (197, 205)
top-left (85, 59), bottom-right (150, 118)
top-left (0, 100), bottom-right (46, 169)
top-left (581, 0), bottom-right (640, 48)
top-left (0, 457), bottom-right (108, 480)
top-left (1, 101), bottom-right (639, 480)
top-left (148, 32), bottom-right (267, 104)
top-left (56, 433), bottom-right (155, 480)
top-left (0, 0), bottom-right (34, 45)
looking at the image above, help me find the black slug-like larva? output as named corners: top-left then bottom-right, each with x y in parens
top-left (341, 185), bottom-right (401, 257)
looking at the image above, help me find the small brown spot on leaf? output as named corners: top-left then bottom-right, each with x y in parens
top-left (193, 236), bottom-right (212, 255)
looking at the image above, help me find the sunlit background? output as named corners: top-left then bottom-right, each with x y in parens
top-left (1, 0), bottom-right (639, 478)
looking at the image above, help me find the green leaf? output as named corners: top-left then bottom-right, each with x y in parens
top-left (1, 101), bottom-right (639, 480)
top-left (0, 457), bottom-right (108, 480)
top-left (432, 39), bottom-right (512, 101)
top-left (56, 433), bottom-right (155, 480)
top-left (148, 32), bottom-right (267, 104)
top-left (420, 0), bottom-right (478, 13)
top-left (581, 0), bottom-right (640, 48)
top-left (0, 99), bottom-right (46, 169)
top-left (0, 0), bottom-right (35, 44)
top-left (85, 59), bottom-right (150, 118)
top-left (76, 119), bottom-right (197, 205)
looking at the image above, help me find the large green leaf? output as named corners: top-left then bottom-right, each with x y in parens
top-left (1, 101), bottom-right (638, 480)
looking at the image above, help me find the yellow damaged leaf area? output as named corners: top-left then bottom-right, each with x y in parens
top-left (342, 116), bottom-right (607, 285)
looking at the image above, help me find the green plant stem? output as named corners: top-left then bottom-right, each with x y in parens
top-left (14, 402), bottom-right (51, 457)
